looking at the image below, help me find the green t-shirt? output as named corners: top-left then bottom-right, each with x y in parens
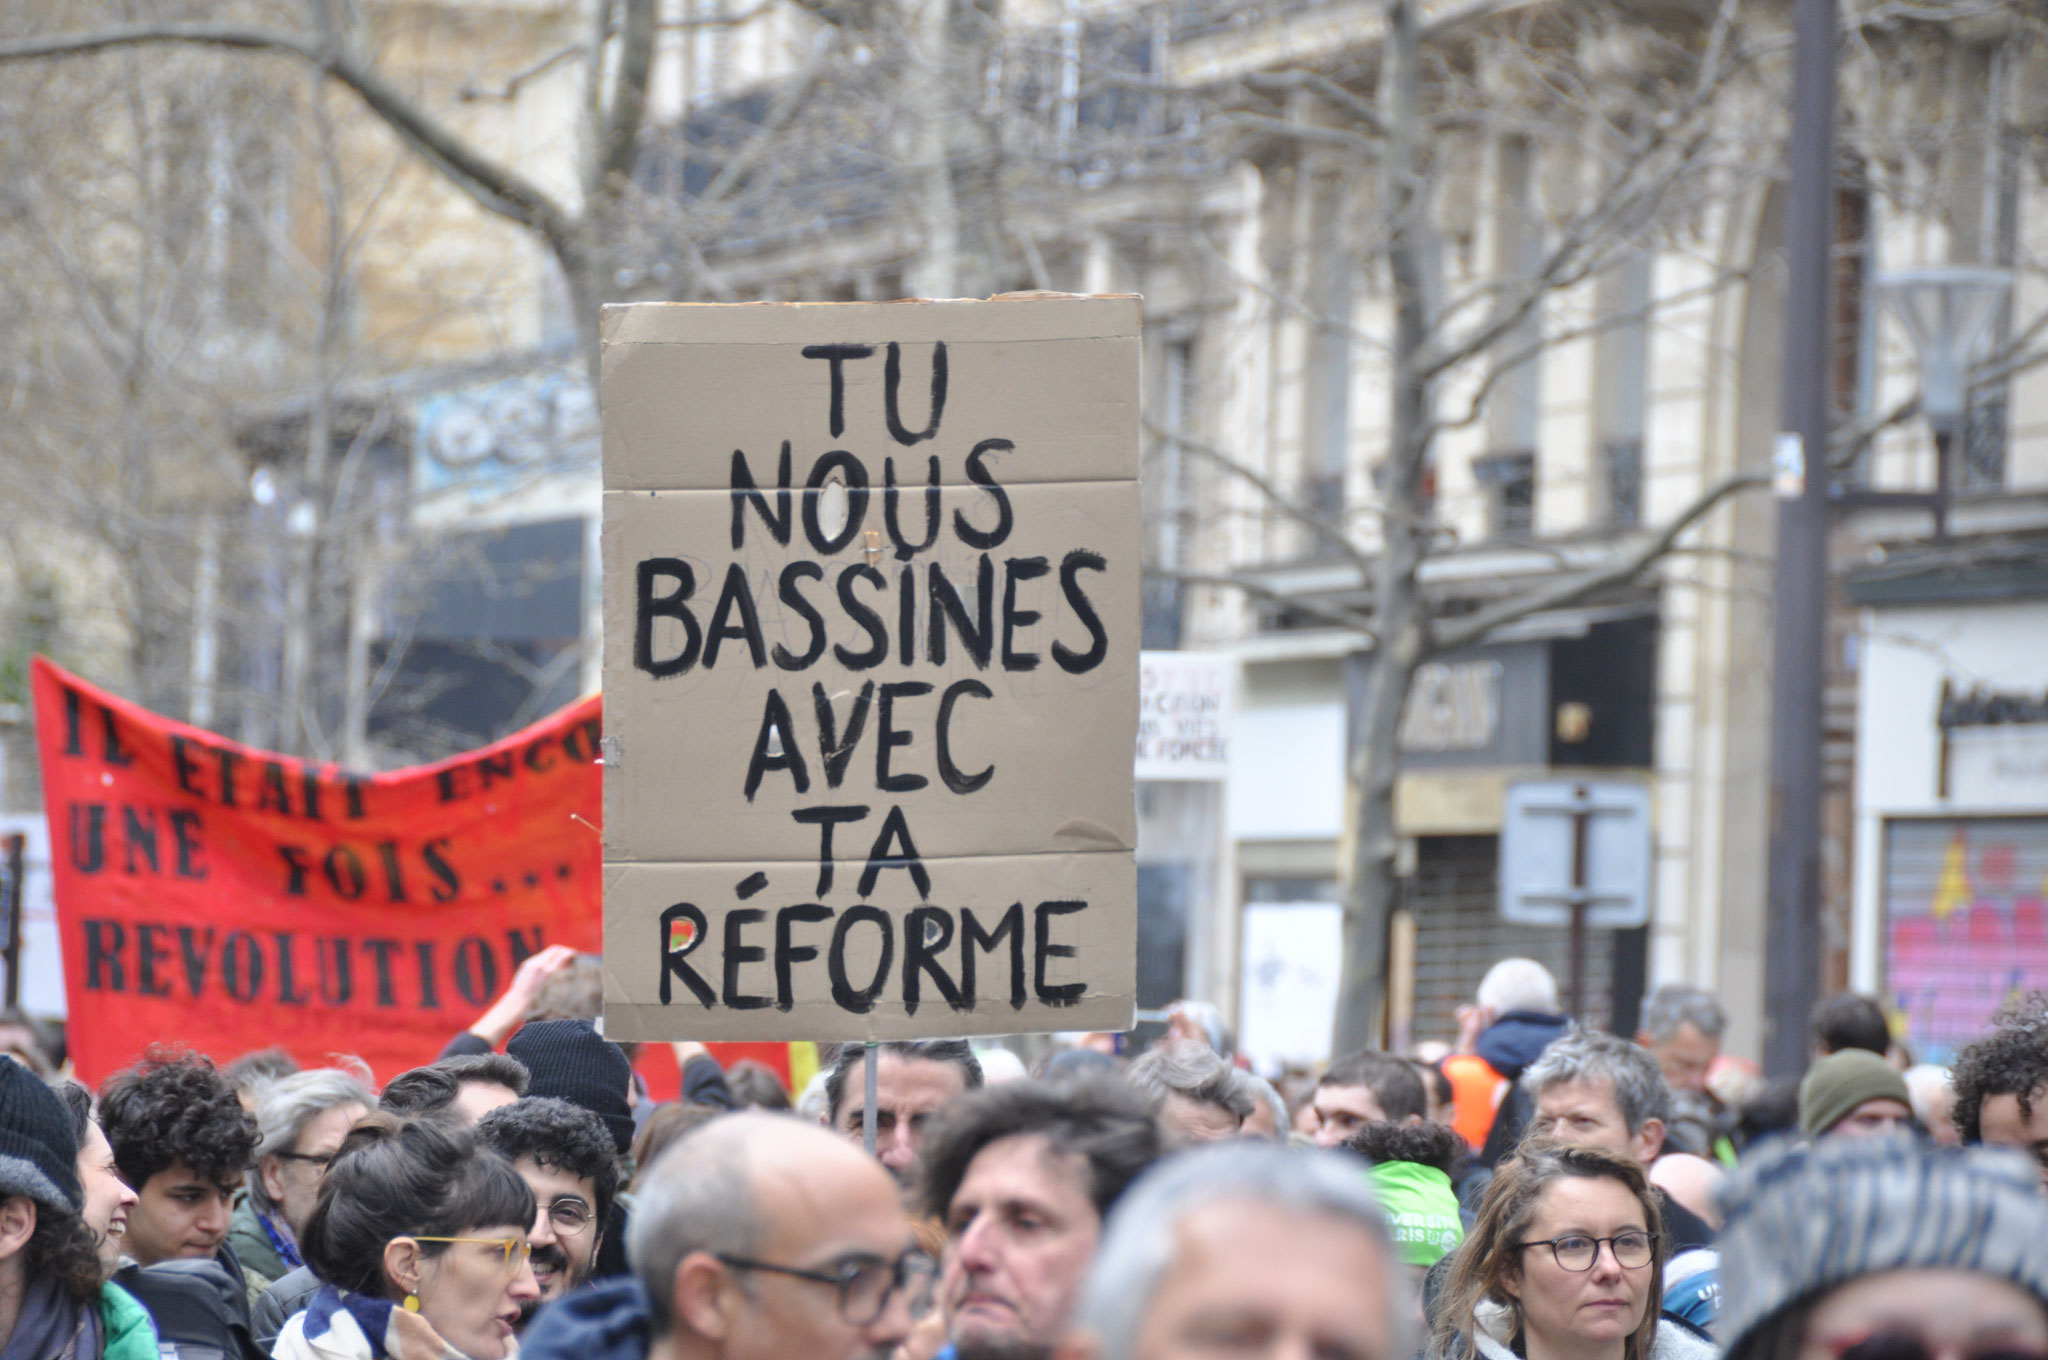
top-left (1367, 1159), bottom-right (1466, 1267)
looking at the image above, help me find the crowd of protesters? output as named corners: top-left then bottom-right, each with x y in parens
top-left (4, 948), bottom-right (2048, 1360)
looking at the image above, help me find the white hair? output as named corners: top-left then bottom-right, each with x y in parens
top-left (795, 1069), bottom-right (831, 1123)
top-left (1073, 1143), bottom-right (1408, 1360)
top-left (1902, 1064), bottom-right (1952, 1119)
top-left (1476, 958), bottom-right (1559, 1016)
top-left (249, 1066), bottom-right (375, 1213)
top-left (1640, 984), bottom-right (1727, 1042)
top-left (974, 1047), bottom-right (1029, 1084)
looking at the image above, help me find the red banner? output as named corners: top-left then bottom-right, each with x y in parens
top-left (33, 657), bottom-right (604, 1086)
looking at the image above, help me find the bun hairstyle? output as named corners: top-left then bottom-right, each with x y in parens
top-left (302, 1113), bottom-right (535, 1298)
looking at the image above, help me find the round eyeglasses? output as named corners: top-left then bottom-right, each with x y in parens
top-left (715, 1250), bottom-right (937, 1325)
top-left (1516, 1231), bottom-right (1657, 1272)
top-left (539, 1198), bottom-right (594, 1235)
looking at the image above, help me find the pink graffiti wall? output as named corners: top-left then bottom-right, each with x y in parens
top-left (1885, 817), bottom-right (2048, 1063)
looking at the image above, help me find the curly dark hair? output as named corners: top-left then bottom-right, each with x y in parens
top-left (52, 1081), bottom-right (93, 1151)
top-left (1342, 1118), bottom-right (1465, 1174)
top-left (98, 1047), bottom-right (257, 1189)
top-left (25, 1203), bottom-right (106, 1302)
top-left (475, 1097), bottom-right (622, 1226)
top-left (915, 1076), bottom-right (1161, 1223)
top-left (304, 1114), bottom-right (535, 1299)
top-left (1952, 994), bottom-right (2048, 1145)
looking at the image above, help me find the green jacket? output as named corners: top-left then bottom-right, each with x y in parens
top-left (98, 1282), bottom-right (157, 1360)
top-left (228, 1194), bottom-right (295, 1296)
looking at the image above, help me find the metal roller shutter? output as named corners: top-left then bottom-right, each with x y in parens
top-left (1406, 835), bottom-right (1617, 1046)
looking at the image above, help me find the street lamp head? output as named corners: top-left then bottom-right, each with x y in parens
top-left (1876, 267), bottom-right (2012, 435)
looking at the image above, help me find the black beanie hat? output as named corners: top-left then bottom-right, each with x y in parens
top-left (507, 1020), bottom-right (635, 1154)
top-left (0, 1057), bottom-right (82, 1214)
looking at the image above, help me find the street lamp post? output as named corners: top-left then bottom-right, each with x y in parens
top-left (1875, 267), bottom-right (2013, 535)
top-left (1762, 0), bottom-right (1839, 1082)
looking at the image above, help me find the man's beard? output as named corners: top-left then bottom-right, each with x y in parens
top-left (524, 1241), bottom-right (584, 1312)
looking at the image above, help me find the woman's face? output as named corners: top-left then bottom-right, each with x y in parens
top-left (1798, 1269), bottom-right (2048, 1360)
top-left (414, 1226), bottom-right (540, 1360)
top-left (1502, 1176), bottom-right (1653, 1356)
top-left (77, 1120), bottom-right (137, 1274)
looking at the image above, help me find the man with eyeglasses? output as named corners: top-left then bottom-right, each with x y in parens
top-left (477, 1097), bottom-right (621, 1305)
top-left (523, 1112), bottom-right (928, 1360)
top-left (233, 1068), bottom-right (374, 1294)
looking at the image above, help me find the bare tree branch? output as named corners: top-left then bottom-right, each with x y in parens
top-left (0, 24), bottom-right (578, 254)
top-left (460, 43), bottom-right (582, 102)
top-left (1422, 263), bottom-right (1752, 445)
top-left (1242, 70), bottom-right (1387, 135)
top-left (1153, 569), bottom-right (1377, 638)
top-left (1220, 111), bottom-right (1384, 153)
top-left (592, 0), bottom-right (658, 199)
top-left (460, 0), bottom-right (780, 101)
top-left (699, 45), bottom-right (834, 204)
top-left (1142, 419), bottom-right (1377, 576)
top-left (1428, 469), bottom-right (1768, 655)
top-left (1830, 393), bottom-right (1919, 468)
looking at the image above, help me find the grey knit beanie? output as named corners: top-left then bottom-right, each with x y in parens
top-left (0, 1056), bottom-right (82, 1214)
top-left (1717, 1136), bottom-right (2048, 1356)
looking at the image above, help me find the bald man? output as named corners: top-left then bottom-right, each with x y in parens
top-left (522, 1112), bottom-right (931, 1360)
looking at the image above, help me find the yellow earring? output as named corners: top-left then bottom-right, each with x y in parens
top-left (403, 1294), bottom-right (420, 1313)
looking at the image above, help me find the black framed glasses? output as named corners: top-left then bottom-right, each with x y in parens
top-left (1516, 1231), bottom-right (1657, 1272)
top-left (274, 1151), bottom-right (333, 1173)
top-left (715, 1250), bottom-right (936, 1325)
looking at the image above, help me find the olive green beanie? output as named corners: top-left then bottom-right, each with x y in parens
top-left (1798, 1048), bottom-right (1910, 1137)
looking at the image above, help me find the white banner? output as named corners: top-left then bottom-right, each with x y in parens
top-left (1136, 651), bottom-right (1235, 781)
top-left (1238, 900), bottom-right (1342, 1069)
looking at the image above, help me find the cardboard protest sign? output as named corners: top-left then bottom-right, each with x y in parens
top-left (600, 296), bottom-right (1141, 1041)
top-left (29, 657), bottom-right (605, 1085)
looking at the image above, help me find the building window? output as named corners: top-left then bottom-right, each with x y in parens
top-left (1303, 177), bottom-right (1353, 535)
top-left (1474, 451), bottom-right (1536, 539)
top-left (1594, 251), bottom-right (1650, 528)
top-left (1143, 339), bottom-right (1194, 648)
top-left (1486, 137), bottom-right (1542, 473)
top-left (1604, 438), bottom-right (1643, 529)
top-left (1961, 388), bottom-right (2007, 491)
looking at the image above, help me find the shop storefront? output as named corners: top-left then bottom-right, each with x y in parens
top-left (1851, 584), bottom-right (2048, 1063)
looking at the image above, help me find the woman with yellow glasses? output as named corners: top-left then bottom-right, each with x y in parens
top-left (275, 1116), bottom-right (540, 1360)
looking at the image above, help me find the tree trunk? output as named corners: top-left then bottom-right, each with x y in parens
top-left (1332, 0), bottom-right (1431, 1054)
top-left (906, 0), bottom-right (963, 297)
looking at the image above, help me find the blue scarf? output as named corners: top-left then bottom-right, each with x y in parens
top-left (1, 1273), bottom-right (100, 1360)
top-left (259, 1208), bottom-right (306, 1271)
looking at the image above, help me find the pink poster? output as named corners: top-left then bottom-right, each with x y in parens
top-left (1885, 817), bottom-right (2048, 1063)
